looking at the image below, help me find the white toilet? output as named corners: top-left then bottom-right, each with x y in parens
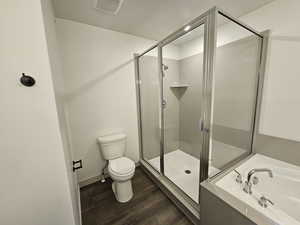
top-left (97, 133), bottom-right (135, 203)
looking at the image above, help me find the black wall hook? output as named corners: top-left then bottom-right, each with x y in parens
top-left (20, 73), bottom-right (35, 87)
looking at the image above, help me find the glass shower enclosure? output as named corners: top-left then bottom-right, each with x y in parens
top-left (134, 7), bottom-right (267, 221)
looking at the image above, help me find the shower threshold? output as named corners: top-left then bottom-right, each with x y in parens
top-left (149, 150), bottom-right (220, 202)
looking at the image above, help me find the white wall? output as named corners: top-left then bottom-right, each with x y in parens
top-left (239, 0), bottom-right (300, 142)
top-left (56, 18), bottom-right (179, 183)
top-left (0, 1), bottom-right (75, 225)
top-left (40, 0), bottom-right (81, 224)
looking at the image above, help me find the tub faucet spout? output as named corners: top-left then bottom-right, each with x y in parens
top-left (243, 168), bottom-right (273, 194)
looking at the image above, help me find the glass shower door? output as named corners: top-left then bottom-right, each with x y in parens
top-left (208, 12), bottom-right (263, 177)
top-left (137, 48), bottom-right (161, 172)
top-left (160, 23), bottom-right (206, 203)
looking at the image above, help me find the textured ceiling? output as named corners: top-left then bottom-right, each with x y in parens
top-left (52, 0), bottom-right (274, 41)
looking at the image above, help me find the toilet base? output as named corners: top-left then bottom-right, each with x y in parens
top-left (112, 180), bottom-right (133, 203)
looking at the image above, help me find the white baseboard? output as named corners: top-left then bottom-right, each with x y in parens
top-left (79, 162), bottom-right (140, 188)
top-left (79, 174), bottom-right (107, 188)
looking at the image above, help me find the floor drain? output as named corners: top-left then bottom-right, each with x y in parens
top-left (185, 170), bottom-right (191, 174)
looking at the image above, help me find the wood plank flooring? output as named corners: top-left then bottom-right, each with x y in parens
top-left (80, 167), bottom-right (193, 225)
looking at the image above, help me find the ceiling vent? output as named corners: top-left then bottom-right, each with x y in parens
top-left (94, 0), bottom-right (125, 15)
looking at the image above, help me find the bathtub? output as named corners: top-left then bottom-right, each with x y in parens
top-left (215, 154), bottom-right (300, 225)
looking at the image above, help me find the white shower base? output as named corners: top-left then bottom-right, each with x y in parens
top-left (149, 149), bottom-right (220, 202)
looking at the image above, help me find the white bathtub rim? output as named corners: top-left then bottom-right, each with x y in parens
top-left (202, 153), bottom-right (300, 225)
top-left (215, 154), bottom-right (300, 225)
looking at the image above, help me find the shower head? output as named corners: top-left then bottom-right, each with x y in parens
top-left (163, 64), bottom-right (168, 71)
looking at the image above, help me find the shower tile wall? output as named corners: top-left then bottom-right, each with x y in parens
top-left (140, 55), bottom-right (180, 160)
top-left (178, 36), bottom-right (259, 169)
top-left (163, 59), bottom-right (181, 154)
top-left (178, 54), bottom-right (203, 158)
top-left (211, 36), bottom-right (259, 168)
top-left (139, 55), bottom-right (160, 161)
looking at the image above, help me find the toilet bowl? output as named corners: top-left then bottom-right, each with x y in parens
top-left (97, 133), bottom-right (135, 203)
top-left (108, 157), bottom-right (135, 202)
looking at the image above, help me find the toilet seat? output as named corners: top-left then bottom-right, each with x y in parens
top-left (108, 158), bottom-right (135, 202)
top-left (108, 157), bottom-right (135, 176)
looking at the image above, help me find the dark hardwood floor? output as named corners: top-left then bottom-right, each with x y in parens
top-left (80, 167), bottom-right (193, 225)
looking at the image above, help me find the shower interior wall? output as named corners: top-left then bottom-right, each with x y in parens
top-left (141, 34), bottom-right (258, 170)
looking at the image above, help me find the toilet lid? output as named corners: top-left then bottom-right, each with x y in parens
top-left (109, 157), bottom-right (135, 175)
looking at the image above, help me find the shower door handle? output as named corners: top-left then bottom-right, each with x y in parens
top-left (200, 120), bottom-right (204, 131)
top-left (200, 120), bottom-right (209, 133)
top-left (162, 100), bottom-right (167, 108)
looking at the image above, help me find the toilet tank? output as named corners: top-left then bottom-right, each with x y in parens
top-left (97, 133), bottom-right (126, 160)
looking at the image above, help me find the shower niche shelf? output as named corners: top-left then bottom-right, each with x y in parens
top-left (170, 84), bottom-right (190, 88)
top-left (170, 83), bottom-right (189, 99)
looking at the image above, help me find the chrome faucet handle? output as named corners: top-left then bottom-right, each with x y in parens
top-left (243, 176), bottom-right (260, 194)
top-left (243, 181), bottom-right (252, 194)
top-left (252, 176), bottom-right (259, 185)
top-left (258, 196), bottom-right (274, 208)
top-left (234, 169), bottom-right (242, 184)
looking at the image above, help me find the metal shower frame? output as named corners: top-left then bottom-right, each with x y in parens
top-left (134, 6), bottom-right (268, 220)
